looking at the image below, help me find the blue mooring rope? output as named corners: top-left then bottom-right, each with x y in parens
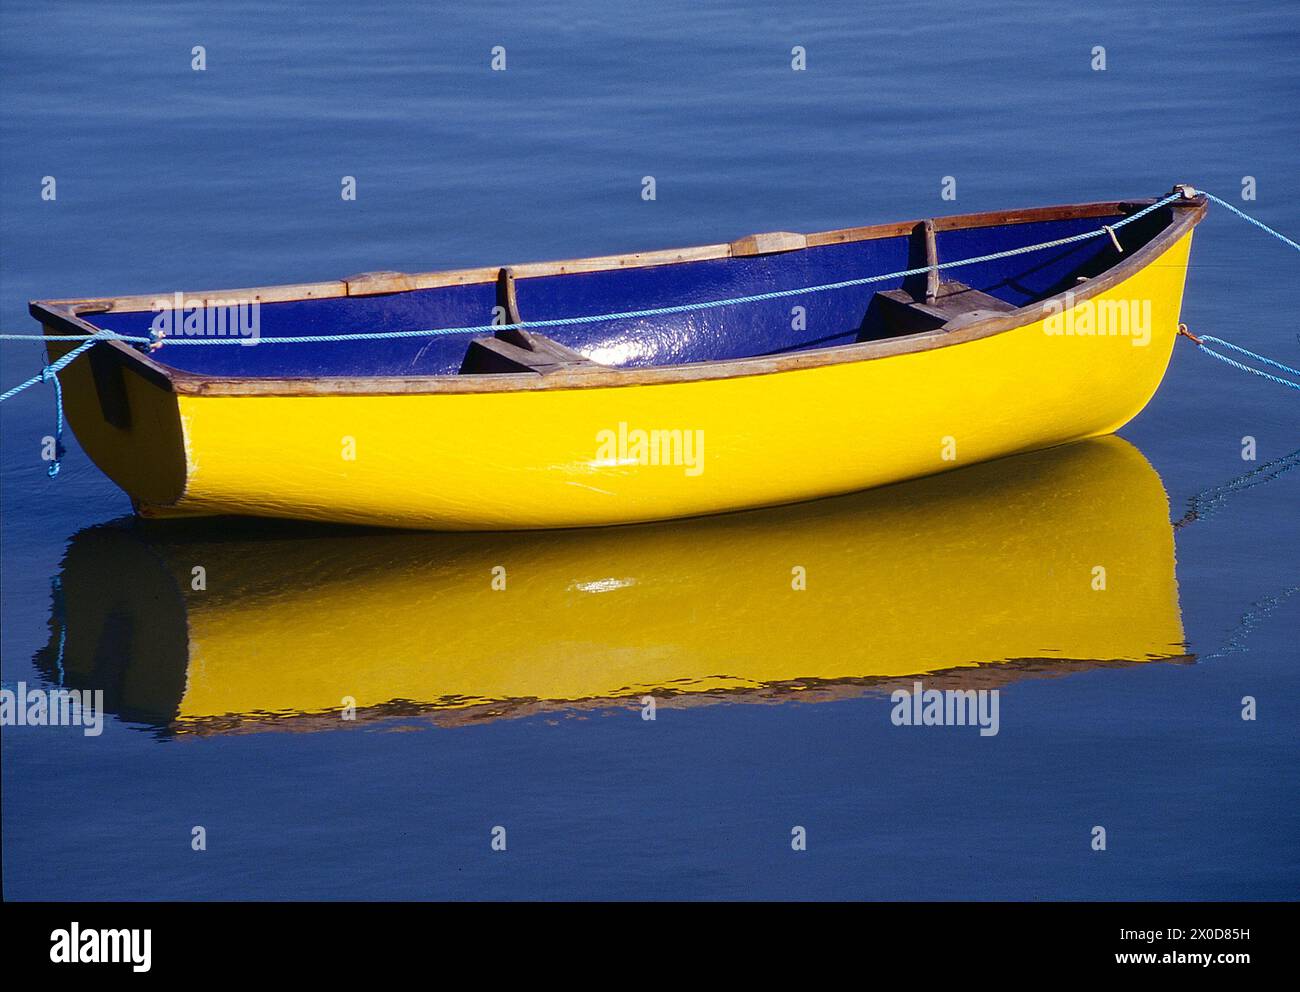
top-left (1189, 334), bottom-right (1300, 392)
top-left (1199, 192), bottom-right (1300, 253)
top-left (1, 188), bottom-right (1296, 476)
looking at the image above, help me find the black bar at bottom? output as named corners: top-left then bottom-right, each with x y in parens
top-left (2, 900), bottom-right (1287, 977)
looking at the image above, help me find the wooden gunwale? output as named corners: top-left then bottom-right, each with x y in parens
top-left (30, 196), bottom-right (1206, 398)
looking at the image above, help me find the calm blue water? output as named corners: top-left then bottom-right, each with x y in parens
top-left (1, 0), bottom-right (1296, 900)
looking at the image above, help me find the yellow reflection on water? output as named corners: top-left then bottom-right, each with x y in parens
top-left (46, 436), bottom-right (1184, 734)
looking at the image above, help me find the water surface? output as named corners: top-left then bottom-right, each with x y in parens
top-left (1, 0), bottom-right (1296, 899)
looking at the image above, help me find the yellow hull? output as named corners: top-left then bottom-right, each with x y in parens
top-left (47, 232), bottom-right (1195, 530)
top-left (47, 437), bottom-right (1184, 733)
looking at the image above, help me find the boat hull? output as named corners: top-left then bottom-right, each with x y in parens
top-left (42, 223), bottom-right (1195, 530)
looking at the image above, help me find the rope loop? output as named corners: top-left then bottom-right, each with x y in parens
top-left (34, 366), bottom-right (67, 476)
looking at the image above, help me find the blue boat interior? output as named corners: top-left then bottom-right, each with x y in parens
top-left (86, 205), bottom-right (1174, 379)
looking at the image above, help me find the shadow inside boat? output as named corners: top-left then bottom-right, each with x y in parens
top-left (35, 436), bottom-right (1187, 737)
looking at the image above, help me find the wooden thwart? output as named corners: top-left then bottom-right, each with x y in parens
top-left (873, 279), bottom-right (1016, 335)
top-left (459, 334), bottom-right (598, 375)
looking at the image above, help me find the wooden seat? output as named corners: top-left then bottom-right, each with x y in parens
top-left (460, 332), bottom-right (597, 375)
top-left (872, 279), bottom-right (1016, 334)
top-left (931, 280), bottom-right (1017, 317)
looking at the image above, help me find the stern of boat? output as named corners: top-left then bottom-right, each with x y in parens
top-left (38, 315), bottom-right (190, 512)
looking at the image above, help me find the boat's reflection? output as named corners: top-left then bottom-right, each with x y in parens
top-left (39, 436), bottom-right (1187, 736)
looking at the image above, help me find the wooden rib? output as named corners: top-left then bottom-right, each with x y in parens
top-left (498, 267), bottom-right (522, 325)
top-left (922, 219), bottom-right (939, 304)
top-left (900, 221), bottom-right (939, 305)
top-left (493, 267), bottom-right (532, 349)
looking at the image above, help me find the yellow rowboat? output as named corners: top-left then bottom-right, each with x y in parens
top-left (34, 189), bottom-right (1206, 529)
top-left (40, 438), bottom-right (1185, 734)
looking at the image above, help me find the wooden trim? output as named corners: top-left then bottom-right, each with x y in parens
top-left (346, 271), bottom-right (419, 296)
top-left (804, 220), bottom-right (917, 247)
top-left (928, 200), bottom-right (1147, 232)
top-left (45, 281), bottom-right (351, 313)
top-left (30, 194), bottom-right (1204, 399)
top-left (31, 304), bottom-right (183, 391)
top-left (35, 198), bottom-right (1153, 315)
top-left (729, 231), bottom-right (808, 256)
